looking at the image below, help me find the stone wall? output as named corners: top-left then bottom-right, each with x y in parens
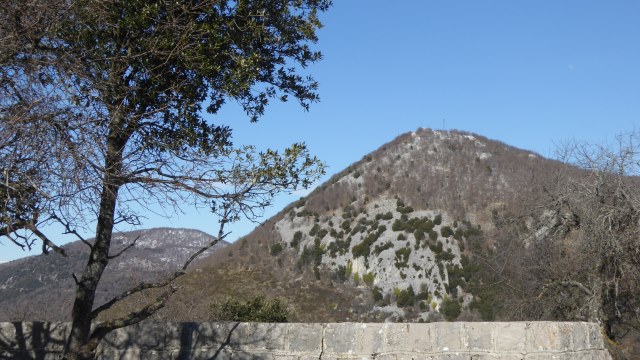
top-left (0, 321), bottom-right (611, 359)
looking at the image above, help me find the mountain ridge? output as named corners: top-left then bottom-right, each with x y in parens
top-left (150, 128), bottom-right (567, 323)
top-left (0, 227), bottom-right (228, 320)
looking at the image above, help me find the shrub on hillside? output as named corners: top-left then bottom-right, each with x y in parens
top-left (372, 286), bottom-right (384, 303)
top-left (394, 247), bottom-right (411, 269)
top-left (209, 295), bottom-right (289, 322)
top-left (373, 241), bottom-right (393, 256)
top-left (440, 226), bottom-right (453, 238)
top-left (291, 231), bottom-right (303, 248)
top-left (270, 243), bottom-right (283, 256)
top-left (351, 232), bottom-right (380, 258)
top-left (396, 286), bottom-right (416, 307)
top-left (362, 272), bottom-right (375, 286)
top-left (441, 296), bottom-right (461, 321)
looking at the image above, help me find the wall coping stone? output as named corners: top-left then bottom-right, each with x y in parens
top-left (0, 321), bottom-right (611, 359)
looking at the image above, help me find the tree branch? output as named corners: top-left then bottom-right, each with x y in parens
top-left (90, 226), bottom-right (228, 319)
top-left (28, 223), bottom-right (67, 257)
top-left (107, 234), bottom-right (140, 260)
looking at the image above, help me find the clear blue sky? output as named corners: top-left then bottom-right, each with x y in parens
top-left (2, 1), bottom-right (640, 262)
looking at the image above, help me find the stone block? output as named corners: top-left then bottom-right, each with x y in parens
top-left (569, 322), bottom-right (590, 351)
top-left (375, 323), bottom-right (406, 354)
top-left (285, 323), bottom-right (323, 354)
top-left (227, 322), bottom-right (287, 351)
top-left (431, 322), bottom-right (464, 352)
top-left (102, 322), bottom-right (171, 350)
top-left (586, 323), bottom-right (604, 349)
top-left (463, 322), bottom-right (493, 352)
top-left (493, 322), bottom-right (527, 353)
top-left (402, 323), bottom-right (432, 353)
top-left (322, 323), bottom-right (358, 355)
top-left (527, 322), bottom-right (572, 352)
top-left (357, 323), bottom-right (384, 354)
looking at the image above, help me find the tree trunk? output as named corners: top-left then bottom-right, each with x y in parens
top-left (63, 123), bottom-right (126, 359)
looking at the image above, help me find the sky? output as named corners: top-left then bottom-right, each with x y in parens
top-left (2, 1), bottom-right (640, 262)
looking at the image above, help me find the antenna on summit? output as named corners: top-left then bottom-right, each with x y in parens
top-left (442, 118), bottom-right (446, 131)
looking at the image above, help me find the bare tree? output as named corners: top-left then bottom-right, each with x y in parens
top-left (1, 0), bottom-right (330, 359)
top-left (491, 132), bottom-right (640, 348)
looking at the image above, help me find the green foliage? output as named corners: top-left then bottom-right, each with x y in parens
top-left (463, 226), bottom-right (483, 238)
top-left (296, 209), bottom-right (312, 217)
top-left (396, 286), bottom-right (416, 307)
top-left (317, 228), bottom-right (328, 239)
top-left (436, 249), bottom-right (455, 262)
top-left (470, 287), bottom-right (497, 321)
top-left (297, 238), bottom-right (325, 269)
top-left (341, 219), bottom-right (351, 231)
top-left (350, 224), bottom-right (365, 235)
top-left (209, 295), bottom-right (289, 322)
top-left (351, 231), bottom-right (381, 258)
top-left (394, 247), bottom-right (411, 269)
top-left (309, 223), bottom-right (320, 237)
top-left (362, 272), bottom-right (375, 286)
top-left (397, 233), bottom-right (407, 241)
top-left (392, 216), bottom-right (433, 234)
top-left (429, 241), bottom-right (443, 255)
top-left (291, 231), bottom-right (303, 248)
top-left (429, 230), bottom-right (438, 241)
top-left (440, 226), bottom-right (453, 238)
top-left (327, 237), bottom-right (351, 258)
top-left (312, 238), bottom-right (325, 265)
top-left (4, 0), bottom-right (331, 353)
top-left (397, 205), bottom-right (414, 214)
top-left (333, 266), bottom-right (349, 282)
top-left (392, 219), bottom-right (404, 232)
top-left (270, 243), bottom-right (283, 256)
top-left (353, 272), bottom-right (360, 285)
top-left (297, 246), bottom-right (312, 267)
top-left (434, 214), bottom-right (442, 225)
top-left (446, 264), bottom-right (465, 297)
top-left (441, 296), bottom-right (461, 321)
top-left (373, 241), bottom-right (393, 256)
top-left (372, 286), bottom-right (384, 303)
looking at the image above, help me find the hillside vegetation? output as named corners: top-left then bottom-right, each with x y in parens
top-left (156, 129), bottom-right (561, 321)
top-left (5, 128), bottom-right (638, 358)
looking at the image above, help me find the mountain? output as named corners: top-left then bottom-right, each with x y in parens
top-left (151, 129), bottom-right (566, 322)
top-left (0, 228), bottom-right (228, 320)
top-left (3, 129), bottom-right (635, 358)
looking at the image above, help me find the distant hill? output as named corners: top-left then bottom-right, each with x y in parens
top-left (0, 228), bottom-right (228, 320)
top-left (152, 129), bottom-right (567, 323)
